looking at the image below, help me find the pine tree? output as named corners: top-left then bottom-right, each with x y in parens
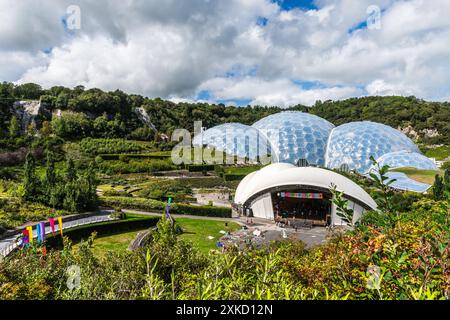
top-left (9, 115), bottom-right (20, 138)
top-left (23, 152), bottom-right (39, 201)
top-left (433, 174), bottom-right (444, 200)
top-left (85, 161), bottom-right (98, 209)
top-left (44, 151), bottom-right (58, 207)
top-left (66, 158), bottom-right (76, 182)
top-left (444, 169), bottom-right (450, 195)
top-left (40, 120), bottom-right (52, 137)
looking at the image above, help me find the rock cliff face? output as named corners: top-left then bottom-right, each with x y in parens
top-left (399, 125), bottom-right (419, 140)
top-left (134, 107), bottom-right (157, 132)
top-left (421, 128), bottom-right (440, 138)
top-left (12, 100), bottom-right (51, 132)
top-left (399, 125), bottom-right (441, 141)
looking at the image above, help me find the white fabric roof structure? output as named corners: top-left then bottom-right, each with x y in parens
top-left (235, 163), bottom-right (378, 210)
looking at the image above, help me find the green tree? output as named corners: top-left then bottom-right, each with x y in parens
top-left (44, 152), bottom-right (58, 207)
top-left (66, 158), bottom-right (76, 182)
top-left (369, 156), bottom-right (396, 213)
top-left (13, 83), bottom-right (42, 99)
top-left (85, 161), bottom-right (99, 209)
top-left (330, 183), bottom-right (355, 227)
top-left (40, 120), bottom-right (52, 137)
top-left (22, 152), bottom-right (40, 201)
top-left (63, 180), bottom-right (80, 212)
top-left (8, 116), bottom-right (20, 138)
top-left (433, 175), bottom-right (445, 200)
top-left (152, 215), bottom-right (178, 247)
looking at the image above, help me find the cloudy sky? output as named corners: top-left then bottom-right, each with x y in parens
top-left (1, 0), bottom-right (450, 106)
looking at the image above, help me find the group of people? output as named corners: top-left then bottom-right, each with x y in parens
top-left (273, 198), bottom-right (331, 227)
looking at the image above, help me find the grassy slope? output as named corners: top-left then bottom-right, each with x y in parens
top-left (424, 145), bottom-right (450, 161)
top-left (176, 218), bottom-right (240, 254)
top-left (78, 229), bottom-right (143, 258)
top-left (393, 167), bottom-right (444, 184)
top-left (73, 217), bottom-right (240, 257)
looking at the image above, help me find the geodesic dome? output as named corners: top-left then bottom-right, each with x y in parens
top-left (192, 123), bottom-right (273, 161)
top-left (370, 151), bottom-right (438, 172)
top-left (252, 111), bottom-right (335, 165)
top-left (325, 121), bottom-right (420, 173)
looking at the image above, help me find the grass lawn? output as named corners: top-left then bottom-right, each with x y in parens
top-left (224, 166), bottom-right (262, 176)
top-left (393, 167), bottom-right (444, 184)
top-left (73, 216), bottom-right (240, 257)
top-left (177, 218), bottom-right (240, 254)
top-left (424, 145), bottom-right (450, 161)
top-left (74, 229), bottom-right (146, 258)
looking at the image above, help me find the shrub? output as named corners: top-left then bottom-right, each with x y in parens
top-left (441, 161), bottom-right (450, 170)
top-left (102, 189), bottom-right (132, 197)
top-left (97, 159), bottom-right (176, 174)
top-left (80, 138), bottom-right (145, 155)
top-left (136, 179), bottom-right (192, 202)
top-left (186, 164), bottom-right (215, 172)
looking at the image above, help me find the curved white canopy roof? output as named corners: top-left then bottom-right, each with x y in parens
top-left (235, 163), bottom-right (377, 210)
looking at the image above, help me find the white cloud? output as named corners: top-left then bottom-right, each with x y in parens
top-left (0, 0), bottom-right (449, 106)
top-left (200, 77), bottom-right (361, 106)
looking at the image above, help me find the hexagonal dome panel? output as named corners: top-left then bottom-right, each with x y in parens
top-left (370, 151), bottom-right (438, 172)
top-left (325, 121), bottom-right (420, 173)
top-left (192, 123), bottom-right (272, 161)
top-left (252, 111), bottom-right (335, 165)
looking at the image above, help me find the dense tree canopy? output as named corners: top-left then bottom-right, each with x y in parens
top-left (0, 82), bottom-right (448, 144)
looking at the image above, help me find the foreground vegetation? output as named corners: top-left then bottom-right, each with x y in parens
top-left (0, 82), bottom-right (449, 300)
top-left (0, 197), bottom-right (448, 300)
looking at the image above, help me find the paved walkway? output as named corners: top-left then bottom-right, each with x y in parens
top-left (224, 216), bottom-right (330, 249)
top-left (122, 209), bottom-right (240, 223)
top-left (0, 211), bottom-right (114, 257)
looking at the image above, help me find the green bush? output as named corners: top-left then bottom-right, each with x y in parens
top-left (80, 138), bottom-right (146, 155)
top-left (174, 203), bottom-right (231, 218)
top-left (99, 196), bottom-right (166, 212)
top-left (136, 179), bottom-right (192, 202)
top-left (98, 159), bottom-right (176, 174)
top-left (102, 189), bottom-right (132, 197)
top-left (98, 153), bottom-right (171, 161)
top-left (186, 164), bottom-right (215, 172)
top-left (1, 199), bottom-right (447, 300)
top-left (223, 174), bottom-right (246, 181)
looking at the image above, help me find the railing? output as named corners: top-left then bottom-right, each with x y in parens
top-left (0, 214), bottom-right (115, 258)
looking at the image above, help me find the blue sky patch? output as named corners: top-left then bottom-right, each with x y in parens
top-left (273, 0), bottom-right (318, 11)
top-left (257, 16), bottom-right (269, 27)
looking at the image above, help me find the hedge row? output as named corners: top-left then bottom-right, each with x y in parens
top-left (174, 203), bottom-right (231, 218)
top-left (80, 138), bottom-right (146, 155)
top-left (98, 153), bottom-right (171, 161)
top-left (100, 196), bottom-right (166, 212)
top-left (222, 174), bottom-right (246, 181)
top-left (100, 196), bottom-right (232, 218)
top-left (97, 159), bottom-right (176, 174)
top-left (185, 164), bottom-right (216, 172)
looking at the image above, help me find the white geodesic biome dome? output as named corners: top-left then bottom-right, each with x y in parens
top-left (370, 151), bottom-right (438, 172)
top-left (252, 111), bottom-right (335, 165)
top-left (193, 112), bottom-right (437, 192)
top-left (192, 122), bottom-right (273, 161)
top-left (325, 121), bottom-right (420, 174)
